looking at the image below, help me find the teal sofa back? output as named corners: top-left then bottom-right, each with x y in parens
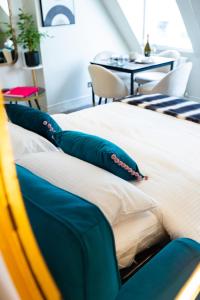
top-left (16, 165), bottom-right (121, 300)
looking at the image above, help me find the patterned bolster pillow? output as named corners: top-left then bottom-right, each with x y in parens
top-left (53, 130), bottom-right (147, 181)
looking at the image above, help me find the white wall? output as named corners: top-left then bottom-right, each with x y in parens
top-left (176, 0), bottom-right (200, 101)
top-left (101, 0), bottom-right (142, 53)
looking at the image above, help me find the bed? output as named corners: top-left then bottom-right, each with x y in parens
top-left (8, 99), bottom-right (200, 269)
top-left (52, 102), bottom-right (200, 242)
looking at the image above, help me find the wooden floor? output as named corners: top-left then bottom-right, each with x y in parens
top-left (64, 104), bottom-right (93, 114)
top-left (64, 98), bottom-right (113, 114)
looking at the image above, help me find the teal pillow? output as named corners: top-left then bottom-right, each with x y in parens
top-left (5, 104), bottom-right (61, 146)
top-left (54, 130), bottom-right (147, 181)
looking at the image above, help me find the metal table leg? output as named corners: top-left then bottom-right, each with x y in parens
top-left (130, 73), bottom-right (134, 95)
top-left (92, 87), bottom-right (95, 106)
top-left (98, 97), bottom-right (102, 105)
top-left (170, 61), bottom-right (174, 70)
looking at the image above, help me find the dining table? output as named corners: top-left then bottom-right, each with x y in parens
top-left (90, 56), bottom-right (175, 96)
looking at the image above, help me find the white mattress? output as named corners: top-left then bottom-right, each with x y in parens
top-left (113, 211), bottom-right (164, 268)
top-left (52, 102), bottom-right (200, 243)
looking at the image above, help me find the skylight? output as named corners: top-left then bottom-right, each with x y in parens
top-left (117, 0), bottom-right (193, 51)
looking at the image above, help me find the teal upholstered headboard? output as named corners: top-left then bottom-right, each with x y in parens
top-left (16, 165), bottom-right (120, 300)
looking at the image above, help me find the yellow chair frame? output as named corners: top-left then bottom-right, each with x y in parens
top-left (0, 92), bottom-right (61, 300)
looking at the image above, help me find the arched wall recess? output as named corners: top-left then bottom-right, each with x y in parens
top-left (101, 0), bottom-right (142, 53)
top-left (191, 0), bottom-right (200, 21)
top-left (176, 0), bottom-right (200, 56)
top-left (190, 0), bottom-right (200, 54)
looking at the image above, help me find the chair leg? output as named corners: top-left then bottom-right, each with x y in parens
top-left (92, 88), bottom-right (95, 106)
top-left (98, 97), bottom-right (102, 105)
top-left (28, 101), bottom-right (32, 107)
top-left (105, 98), bottom-right (107, 104)
top-left (35, 99), bottom-right (41, 110)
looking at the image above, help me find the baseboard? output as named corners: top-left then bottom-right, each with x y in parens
top-left (47, 94), bottom-right (92, 114)
top-left (185, 94), bottom-right (200, 102)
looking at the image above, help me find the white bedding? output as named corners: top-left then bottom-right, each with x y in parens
top-left (14, 101), bottom-right (200, 267)
top-left (113, 211), bottom-right (164, 268)
top-left (16, 151), bottom-right (156, 225)
top-left (17, 152), bottom-right (164, 269)
top-left (51, 102), bottom-right (200, 243)
top-left (8, 122), bottom-right (59, 160)
top-left (17, 151), bottom-right (165, 268)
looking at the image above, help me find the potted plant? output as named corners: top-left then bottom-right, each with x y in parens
top-left (17, 9), bottom-right (46, 67)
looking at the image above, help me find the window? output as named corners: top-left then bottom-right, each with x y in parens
top-left (117, 0), bottom-right (192, 51)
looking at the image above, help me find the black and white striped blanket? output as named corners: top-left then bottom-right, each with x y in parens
top-left (123, 94), bottom-right (200, 124)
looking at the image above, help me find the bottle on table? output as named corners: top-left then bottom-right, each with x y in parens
top-left (144, 34), bottom-right (151, 57)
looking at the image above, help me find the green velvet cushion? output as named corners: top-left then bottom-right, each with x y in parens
top-left (117, 238), bottom-right (200, 300)
top-left (54, 130), bottom-right (145, 181)
top-left (5, 104), bottom-right (61, 146)
top-left (16, 165), bottom-right (120, 300)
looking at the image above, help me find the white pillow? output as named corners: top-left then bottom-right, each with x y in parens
top-left (8, 123), bottom-right (59, 160)
top-left (16, 151), bottom-right (157, 225)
